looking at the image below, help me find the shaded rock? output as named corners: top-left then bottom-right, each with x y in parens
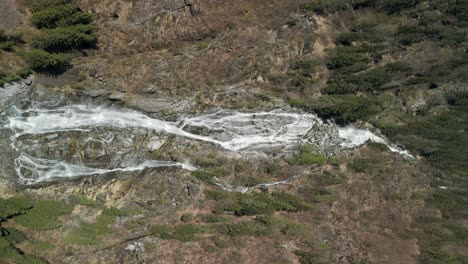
top-left (87, 88), bottom-right (111, 98)
top-left (125, 96), bottom-right (188, 113)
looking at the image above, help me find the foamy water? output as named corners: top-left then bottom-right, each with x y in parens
top-left (3, 104), bottom-right (411, 184)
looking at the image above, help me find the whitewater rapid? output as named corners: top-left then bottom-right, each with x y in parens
top-left (2, 103), bottom-right (411, 184)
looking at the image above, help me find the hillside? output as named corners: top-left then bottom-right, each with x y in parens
top-left (0, 0), bottom-right (467, 263)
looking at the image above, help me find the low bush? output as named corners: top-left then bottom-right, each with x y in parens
top-left (385, 61), bottom-right (413, 72)
top-left (294, 250), bottom-right (327, 264)
top-left (150, 224), bottom-right (207, 242)
top-left (27, 0), bottom-right (68, 12)
top-left (14, 200), bottom-right (74, 231)
top-left (375, 0), bottom-right (419, 14)
top-left (201, 214), bottom-right (226, 223)
top-left (31, 4), bottom-right (79, 28)
top-left (293, 145), bottom-right (328, 165)
top-left (1, 228), bottom-right (25, 244)
top-left (290, 95), bottom-right (382, 124)
top-left (23, 49), bottom-right (72, 72)
top-left (225, 191), bottom-right (311, 216)
top-left (221, 220), bottom-right (272, 236)
top-left (204, 189), bottom-right (230, 201)
top-left (350, 158), bottom-right (385, 172)
top-left (299, 0), bottom-right (348, 14)
top-left (32, 25), bottom-right (97, 52)
top-left (328, 52), bottom-right (370, 69)
top-left (0, 196), bottom-right (31, 220)
top-left (69, 195), bottom-right (100, 206)
top-left (336, 32), bottom-right (383, 45)
top-left (0, 41), bottom-right (14, 51)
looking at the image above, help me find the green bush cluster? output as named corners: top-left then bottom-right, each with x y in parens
top-left (32, 25), bottom-right (97, 52)
top-left (327, 68), bottom-right (394, 94)
top-left (24, 0), bottom-right (96, 72)
top-left (336, 31), bottom-right (383, 45)
top-left (350, 158), bottom-right (385, 172)
top-left (225, 191), bottom-right (311, 216)
top-left (0, 68), bottom-right (32, 86)
top-left (23, 49), bottom-right (72, 72)
top-left (150, 224), bottom-right (208, 242)
top-left (294, 250), bottom-right (327, 264)
top-left (0, 197), bottom-right (47, 263)
top-left (14, 200), bottom-right (74, 231)
top-left (290, 95), bottom-right (382, 124)
top-left (0, 30), bottom-right (23, 52)
top-left (299, 0), bottom-right (348, 14)
top-left (293, 145), bottom-right (328, 165)
top-left (0, 196), bottom-right (31, 220)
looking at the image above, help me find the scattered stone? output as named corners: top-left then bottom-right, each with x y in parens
top-left (24, 77), bottom-right (32, 86)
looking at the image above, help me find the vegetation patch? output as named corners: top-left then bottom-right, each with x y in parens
top-left (14, 200), bottom-right (74, 231)
top-left (290, 95), bottom-right (382, 124)
top-left (63, 207), bottom-right (127, 246)
top-left (150, 224), bottom-right (209, 242)
top-left (293, 145), bottom-right (328, 165)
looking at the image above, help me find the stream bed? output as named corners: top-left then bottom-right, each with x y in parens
top-left (0, 82), bottom-right (411, 184)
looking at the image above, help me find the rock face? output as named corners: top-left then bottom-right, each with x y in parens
top-left (77, 0), bottom-right (319, 95)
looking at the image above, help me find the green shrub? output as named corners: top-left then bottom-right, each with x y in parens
top-left (294, 250), bottom-right (327, 264)
top-left (69, 195), bottom-right (100, 206)
top-left (294, 145), bottom-right (328, 165)
top-left (1, 228), bottom-right (25, 244)
top-left (336, 32), bottom-right (383, 45)
top-left (350, 158), bottom-right (385, 172)
top-left (225, 191), bottom-right (311, 216)
top-left (23, 49), bottom-right (72, 72)
top-left (15, 254), bottom-right (48, 264)
top-left (221, 220), bottom-right (272, 236)
top-left (328, 52), bottom-right (370, 69)
top-left (102, 207), bottom-right (128, 217)
top-left (32, 25), bottom-right (97, 52)
top-left (27, 0), bottom-right (68, 12)
top-left (271, 192), bottom-right (312, 212)
top-left (385, 61), bottom-right (413, 72)
top-left (290, 95), bottom-right (382, 124)
top-left (0, 196), bottom-right (31, 220)
top-left (192, 170), bottom-right (216, 183)
top-left (226, 192), bottom-right (276, 216)
top-left (326, 68), bottom-right (392, 94)
top-left (291, 59), bottom-right (318, 75)
top-left (375, 0), bottom-right (419, 14)
top-left (150, 224), bottom-right (207, 242)
top-left (420, 248), bottom-right (459, 264)
top-left (201, 214), bottom-right (226, 223)
top-left (31, 4), bottom-right (79, 28)
top-left (14, 200), bottom-right (74, 231)
top-left (300, 0), bottom-right (348, 14)
top-left (205, 189), bottom-right (230, 201)
top-left (0, 41), bottom-right (15, 51)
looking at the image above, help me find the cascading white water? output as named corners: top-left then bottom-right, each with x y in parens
top-left (3, 103), bottom-right (411, 184)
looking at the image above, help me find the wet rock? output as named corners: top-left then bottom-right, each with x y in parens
top-left (109, 92), bottom-right (125, 101)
